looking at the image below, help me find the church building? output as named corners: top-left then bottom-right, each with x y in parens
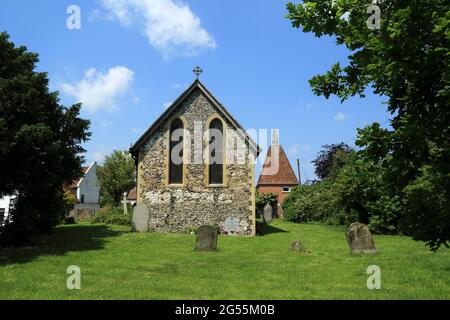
top-left (130, 76), bottom-right (260, 236)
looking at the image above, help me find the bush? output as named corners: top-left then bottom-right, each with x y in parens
top-left (91, 206), bottom-right (132, 226)
top-left (282, 152), bottom-right (401, 232)
top-left (283, 182), bottom-right (337, 223)
top-left (255, 192), bottom-right (278, 212)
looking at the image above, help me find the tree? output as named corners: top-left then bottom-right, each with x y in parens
top-left (63, 191), bottom-right (76, 215)
top-left (286, 0), bottom-right (450, 250)
top-left (312, 142), bottom-right (352, 180)
top-left (97, 150), bottom-right (135, 207)
top-left (0, 32), bottom-right (91, 245)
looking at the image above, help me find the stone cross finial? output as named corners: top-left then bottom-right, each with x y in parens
top-left (193, 66), bottom-right (203, 79)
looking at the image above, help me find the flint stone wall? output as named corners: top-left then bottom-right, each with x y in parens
top-left (137, 88), bottom-right (255, 235)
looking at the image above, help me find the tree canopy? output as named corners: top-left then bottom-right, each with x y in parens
top-left (312, 142), bottom-right (352, 180)
top-left (0, 32), bottom-right (91, 245)
top-left (97, 150), bottom-right (136, 207)
top-left (287, 0), bottom-right (450, 250)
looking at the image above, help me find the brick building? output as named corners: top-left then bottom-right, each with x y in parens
top-left (257, 137), bottom-right (299, 217)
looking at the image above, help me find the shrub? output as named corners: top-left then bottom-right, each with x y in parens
top-left (255, 192), bottom-right (278, 212)
top-left (91, 205), bottom-right (132, 226)
top-left (283, 182), bottom-right (337, 223)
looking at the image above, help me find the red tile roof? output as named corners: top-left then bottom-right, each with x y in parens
top-left (257, 145), bottom-right (299, 185)
top-left (127, 187), bottom-right (137, 201)
top-left (62, 165), bottom-right (91, 191)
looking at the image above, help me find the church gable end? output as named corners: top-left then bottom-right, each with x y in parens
top-left (131, 80), bottom-right (257, 236)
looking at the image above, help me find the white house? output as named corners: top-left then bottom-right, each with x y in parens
top-left (64, 162), bottom-right (100, 220)
top-left (0, 194), bottom-right (17, 226)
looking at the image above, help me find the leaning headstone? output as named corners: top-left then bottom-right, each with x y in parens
top-left (263, 203), bottom-right (273, 224)
top-left (346, 222), bottom-right (377, 254)
top-left (196, 225), bottom-right (218, 251)
top-left (132, 203), bottom-right (150, 232)
top-left (224, 217), bottom-right (240, 235)
top-left (291, 240), bottom-right (306, 254)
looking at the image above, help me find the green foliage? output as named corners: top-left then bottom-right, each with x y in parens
top-left (91, 206), bottom-right (132, 226)
top-left (312, 142), bottom-right (352, 180)
top-left (255, 192), bottom-right (278, 211)
top-left (284, 149), bottom-right (400, 233)
top-left (97, 150), bottom-right (135, 207)
top-left (0, 32), bottom-right (91, 246)
top-left (62, 191), bottom-right (76, 215)
top-left (283, 182), bottom-right (338, 223)
top-left (287, 1), bottom-right (450, 250)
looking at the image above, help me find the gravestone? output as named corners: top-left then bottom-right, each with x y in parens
top-left (224, 217), bottom-right (240, 235)
top-left (291, 240), bottom-right (306, 254)
top-left (263, 203), bottom-right (273, 224)
top-left (346, 222), bottom-right (377, 254)
top-left (132, 203), bottom-right (150, 232)
top-left (196, 225), bottom-right (218, 251)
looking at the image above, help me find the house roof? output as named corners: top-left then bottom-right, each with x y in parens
top-left (127, 187), bottom-right (137, 201)
top-left (257, 145), bottom-right (299, 186)
top-left (64, 162), bottom-right (96, 190)
top-left (129, 79), bottom-right (261, 157)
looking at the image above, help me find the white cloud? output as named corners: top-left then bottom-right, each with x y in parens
top-left (334, 112), bottom-right (347, 122)
top-left (288, 144), bottom-right (311, 157)
top-left (60, 66), bottom-right (134, 113)
top-left (100, 0), bottom-right (216, 57)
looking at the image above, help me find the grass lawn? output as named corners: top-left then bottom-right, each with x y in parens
top-left (0, 219), bottom-right (449, 300)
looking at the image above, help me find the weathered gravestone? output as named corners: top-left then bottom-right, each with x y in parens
top-left (132, 203), bottom-right (150, 232)
top-left (196, 225), bottom-right (218, 251)
top-left (263, 203), bottom-right (273, 224)
top-left (224, 217), bottom-right (240, 235)
top-left (291, 240), bottom-right (307, 254)
top-left (346, 222), bottom-right (377, 254)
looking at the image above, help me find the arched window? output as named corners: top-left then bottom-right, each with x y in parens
top-left (208, 118), bottom-right (224, 185)
top-left (169, 118), bottom-right (184, 184)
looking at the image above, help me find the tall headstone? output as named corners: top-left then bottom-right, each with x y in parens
top-left (132, 203), bottom-right (150, 232)
top-left (263, 203), bottom-right (273, 224)
top-left (196, 225), bottom-right (218, 251)
top-left (346, 222), bottom-right (377, 254)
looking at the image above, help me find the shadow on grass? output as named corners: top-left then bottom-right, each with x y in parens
top-left (256, 220), bottom-right (289, 236)
top-left (0, 224), bottom-right (125, 266)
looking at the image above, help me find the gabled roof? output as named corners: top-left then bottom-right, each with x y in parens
top-left (64, 162), bottom-right (96, 190)
top-left (257, 145), bottom-right (299, 186)
top-left (129, 79), bottom-right (261, 156)
top-left (127, 187), bottom-right (137, 201)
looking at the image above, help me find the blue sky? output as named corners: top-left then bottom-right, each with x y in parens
top-left (0, 0), bottom-right (391, 181)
